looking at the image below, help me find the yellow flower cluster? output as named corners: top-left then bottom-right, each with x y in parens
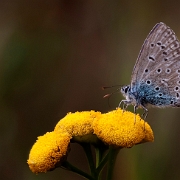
top-left (28, 132), bottom-right (71, 173)
top-left (27, 108), bottom-right (154, 173)
top-left (93, 109), bottom-right (153, 147)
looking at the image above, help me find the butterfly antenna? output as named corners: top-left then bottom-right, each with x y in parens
top-left (102, 85), bottom-right (122, 90)
top-left (102, 85), bottom-right (121, 97)
top-left (102, 85), bottom-right (122, 107)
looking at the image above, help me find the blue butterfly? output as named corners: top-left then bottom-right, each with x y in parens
top-left (120, 22), bottom-right (180, 119)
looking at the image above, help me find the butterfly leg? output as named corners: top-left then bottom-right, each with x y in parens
top-left (118, 100), bottom-right (124, 108)
top-left (141, 105), bottom-right (148, 120)
top-left (119, 100), bottom-right (130, 112)
top-left (140, 105), bottom-right (148, 130)
top-left (133, 105), bottom-right (138, 124)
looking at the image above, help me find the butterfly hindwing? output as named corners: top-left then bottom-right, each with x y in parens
top-left (131, 22), bottom-right (180, 107)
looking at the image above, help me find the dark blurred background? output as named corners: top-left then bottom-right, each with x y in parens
top-left (1, 0), bottom-right (180, 179)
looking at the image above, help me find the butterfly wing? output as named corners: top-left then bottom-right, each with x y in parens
top-left (131, 22), bottom-right (180, 107)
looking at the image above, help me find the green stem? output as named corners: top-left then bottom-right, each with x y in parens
top-left (106, 146), bottom-right (120, 180)
top-left (95, 146), bottom-right (108, 180)
top-left (62, 145), bottom-right (120, 180)
top-left (62, 161), bottom-right (94, 180)
top-left (95, 145), bottom-right (107, 168)
top-left (95, 147), bottom-right (100, 168)
top-left (96, 151), bottom-right (109, 175)
top-left (81, 143), bottom-right (96, 177)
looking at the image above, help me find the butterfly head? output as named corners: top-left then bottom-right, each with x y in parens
top-left (120, 85), bottom-right (131, 99)
top-left (120, 84), bottom-right (139, 105)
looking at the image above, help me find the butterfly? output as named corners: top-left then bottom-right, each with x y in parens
top-left (120, 22), bottom-right (180, 119)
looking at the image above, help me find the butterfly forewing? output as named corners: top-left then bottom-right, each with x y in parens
top-left (131, 22), bottom-right (180, 107)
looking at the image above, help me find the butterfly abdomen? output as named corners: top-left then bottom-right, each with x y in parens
top-left (133, 82), bottom-right (175, 107)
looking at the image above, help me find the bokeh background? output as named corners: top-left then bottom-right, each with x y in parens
top-left (1, 0), bottom-right (180, 179)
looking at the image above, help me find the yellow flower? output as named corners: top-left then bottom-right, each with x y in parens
top-left (27, 108), bottom-right (154, 173)
top-left (54, 111), bottom-right (101, 143)
top-left (93, 108), bottom-right (154, 148)
top-left (27, 131), bottom-right (71, 173)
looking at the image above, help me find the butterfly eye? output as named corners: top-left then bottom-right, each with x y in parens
top-left (124, 88), bottom-right (128, 93)
top-left (124, 86), bottom-right (130, 93)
